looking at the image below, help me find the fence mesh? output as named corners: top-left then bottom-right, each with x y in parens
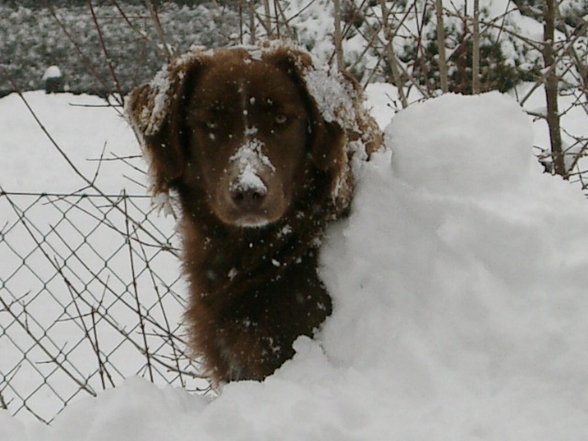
top-left (0, 190), bottom-right (202, 424)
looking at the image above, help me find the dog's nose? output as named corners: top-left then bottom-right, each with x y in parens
top-left (230, 187), bottom-right (266, 211)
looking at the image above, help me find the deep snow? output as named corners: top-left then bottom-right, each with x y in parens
top-left (2, 90), bottom-right (588, 439)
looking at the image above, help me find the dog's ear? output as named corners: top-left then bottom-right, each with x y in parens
top-left (265, 47), bottom-right (347, 173)
top-left (126, 55), bottom-right (203, 195)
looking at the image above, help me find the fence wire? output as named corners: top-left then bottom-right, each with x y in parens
top-left (0, 190), bottom-right (202, 424)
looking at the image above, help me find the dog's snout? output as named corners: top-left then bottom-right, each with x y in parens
top-left (230, 186), bottom-right (266, 210)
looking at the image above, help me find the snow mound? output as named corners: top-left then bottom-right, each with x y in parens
top-left (387, 92), bottom-right (534, 196)
top-left (6, 92), bottom-right (588, 440)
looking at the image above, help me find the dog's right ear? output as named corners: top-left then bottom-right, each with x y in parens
top-left (126, 55), bottom-right (203, 196)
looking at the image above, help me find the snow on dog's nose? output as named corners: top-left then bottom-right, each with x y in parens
top-left (230, 163), bottom-right (267, 211)
top-left (227, 139), bottom-right (277, 226)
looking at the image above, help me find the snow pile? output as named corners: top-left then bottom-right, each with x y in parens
top-left (389, 92), bottom-right (533, 195)
top-left (4, 92), bottom-right (588, 440)
top-left (320, 93), bottom-right (588, 438)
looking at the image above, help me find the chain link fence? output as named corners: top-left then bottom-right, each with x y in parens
top-left (0, 189), bottom-right (203, 424)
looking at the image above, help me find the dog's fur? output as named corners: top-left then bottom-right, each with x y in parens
top-left (127, 42), bottom-right (382, 385)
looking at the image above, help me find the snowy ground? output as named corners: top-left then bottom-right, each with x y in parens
top-left (0, 92), bottom-right (197, 424)
top-left (0, 92), bottom-right (143, 194)
top-left (2, 87), bottom-right (588, 439)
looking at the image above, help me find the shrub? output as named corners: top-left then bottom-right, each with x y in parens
top-left (0, 3), bottom-right (239, 96)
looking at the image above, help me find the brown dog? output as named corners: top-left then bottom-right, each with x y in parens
top-left (127, 41), bottom-right (382, 385)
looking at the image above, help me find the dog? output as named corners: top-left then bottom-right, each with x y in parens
top-left (127, 41), bottom-right (382, 385)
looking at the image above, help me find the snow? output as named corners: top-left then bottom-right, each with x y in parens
top-left (145, 69), bottom-right (172, 137)
top-left (233, 165), bottom-right (266, 193)
top-left (364, 82), bottom-right (412, 128)
top-left (229, 139), bottom-right (274, 194)
top-left (0, 92), bottom-right (189, 424)
top-left (0, 91), bottom-right (142, 194)
top-left (304, 66), bottom-right (356, 129)
top-left (42, 66), bottom-right (62, 80)
top-left (3, 88), bottom-right (588, 439)
top-left (230, 139), bottom-right (275, 173)
top-left (513, 81), bottom-right (588, 176)
top-left (388, 92), bottom-right (533, 195)
top-left (319, 110), bottom-right (588, 438)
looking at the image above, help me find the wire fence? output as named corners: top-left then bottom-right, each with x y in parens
top-left (0, 190), bottom-right (203, 424)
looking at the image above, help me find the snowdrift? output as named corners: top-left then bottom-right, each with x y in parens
top-left (3, 92), bottom-right (588, 440)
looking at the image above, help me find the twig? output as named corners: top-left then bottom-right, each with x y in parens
top-left (0, 190), bottom-right (149, 199)
top-left (333, 0), bottom-right (345, 72)
top-left (58, 252), bottom-right (116, 390)
top-left (519, 24), bottom-right (586, 105)
top-left (0, 295), bottom-right (97, 397)
top-left (134, 227), bottom-right (188, 387)
top-left (379, 0), bottom-right (409, 107)
top-left (144, 0), bottom-right (174, 61)
top-left (0, 390), bottom-right (8, 410)
top-left (3, 191), bottom-right (183, 354)
top-left (91, 307), bottom-right (116, 390)
top-left (249, 1), bottom-right (257, 44)
top-left (471, 0), bottom-right (481, 94)
top-left (273, 0), bottom-right (296, 41)
top-left (45, 3), bottom-right (122, 109)
top-left (262, 0), bottom-right (272, 37)
top-left (124, 194), bottom-right (154, 382)
top-left (88, 0), bottom-right (126, 105)
top-left (542, 0), bottom-right (565, 177)
top-left (110, 0), bottom-right (168, 59)
top-left (0, 84), bottom-right (178, 252)
top-left (435, 0), bottom-right (449, 93)
top-left (88, 153), bottom-right (144, 163)
top-left (90, 142), bottom-right (108, 186)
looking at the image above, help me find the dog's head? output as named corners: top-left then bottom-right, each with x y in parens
top-left (127, 43), bottom-right (376, 228)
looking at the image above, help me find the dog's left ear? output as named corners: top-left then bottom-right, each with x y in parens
top-left (126, 54), bottom-right (204, 196)
top-left (265, 47), bottom-right (347, 173)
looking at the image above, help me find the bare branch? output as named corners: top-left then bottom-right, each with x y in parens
top-left (124, 194), bottom-right (154, 383)
top-left (435, 0), bottom-right (449, 93)
top-left (471, 0), bottom-right (481, 94)
top-left (543, 0), bottom-right (566, 177)
top-left (379, 0), bottom-right (409, 107)
top-left (333, 0), bottom-right (345, 72)
top-left (88, 1), bottom-right (126, 105)
top-left (144, 0), bottom-right (174, 60)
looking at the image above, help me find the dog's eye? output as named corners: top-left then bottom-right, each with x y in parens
top-left (274, 114), bottom-right (287, 125)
